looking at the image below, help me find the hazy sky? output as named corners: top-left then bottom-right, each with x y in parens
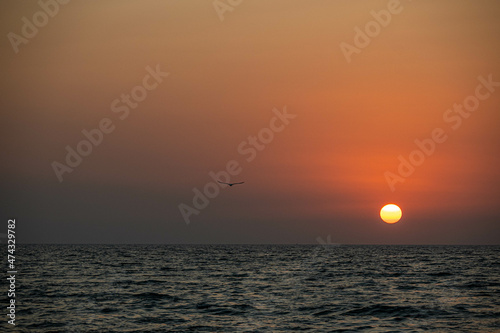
top-left (1, 0), bottom-right (499, 244)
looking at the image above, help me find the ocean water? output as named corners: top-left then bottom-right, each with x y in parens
top-left (8, 245), bottom-right (500, 332)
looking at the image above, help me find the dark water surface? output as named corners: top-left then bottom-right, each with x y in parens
top-left (7, 245), bottom-right (500, 332)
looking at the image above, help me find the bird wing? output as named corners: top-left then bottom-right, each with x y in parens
top-left (218, 180), bottom-right (244, 185)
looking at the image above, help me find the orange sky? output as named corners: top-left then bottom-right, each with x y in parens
top-left (1, 0), bottom-right (499, 244)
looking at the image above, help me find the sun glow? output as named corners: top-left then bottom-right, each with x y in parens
top-left (380, 204), bottom-right (402, 224)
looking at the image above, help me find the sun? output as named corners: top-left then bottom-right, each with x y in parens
top-left (380, 204), bottom-right (402, 224)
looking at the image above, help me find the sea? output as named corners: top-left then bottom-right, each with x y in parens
top-left (6, 245), bottom-right (500, 332)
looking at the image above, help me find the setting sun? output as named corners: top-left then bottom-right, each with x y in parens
top-left (380, 204), bottom-right (402, 224)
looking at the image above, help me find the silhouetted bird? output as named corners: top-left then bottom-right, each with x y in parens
top-left (218, 180), bottom-right (245, 187)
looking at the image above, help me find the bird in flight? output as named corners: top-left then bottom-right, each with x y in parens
top-left (218, 180), bottom-right (245, 187)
